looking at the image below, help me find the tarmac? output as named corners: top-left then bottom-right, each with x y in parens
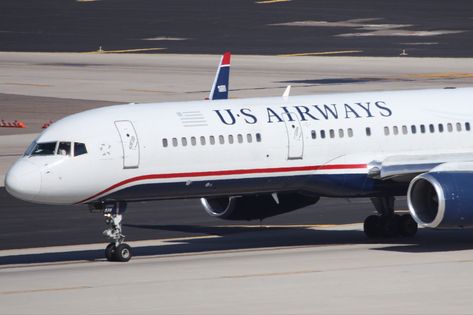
top-left (0, 52), bottom-right (472, 314)
top-left (0, 0), bottom-right (472, 57)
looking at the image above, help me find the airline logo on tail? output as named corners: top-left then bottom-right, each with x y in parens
top-left (209, 51), bottom-right (231, 100)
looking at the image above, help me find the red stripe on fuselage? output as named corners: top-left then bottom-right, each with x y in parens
top-left (77, 163), bottom-right (367, 204)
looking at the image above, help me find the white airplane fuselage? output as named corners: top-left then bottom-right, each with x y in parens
top-left (5, 87), bottom-right (473, 206)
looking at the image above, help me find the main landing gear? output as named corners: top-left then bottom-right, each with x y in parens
top-left (101, 201), bottom-right (132, 262)
top-left (363, 196), bottom-right (418, 238)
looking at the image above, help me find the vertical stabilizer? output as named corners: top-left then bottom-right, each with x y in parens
top-left (209, 51), bottom-right (231, 100)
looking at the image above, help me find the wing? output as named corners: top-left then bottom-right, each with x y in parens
top-left (368, 152), bottom-right (473, 182)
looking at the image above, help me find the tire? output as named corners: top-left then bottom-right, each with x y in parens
top-left (364, 215), bottom-right (380, 238)
top-left (114, 243), bottom-right (132, 262)
top-left (380, 214), bottom-right (401, 238)
top-left (399, 214), bottom-right (418, 237)
top-left (105, 243), bottom-right (116, 261)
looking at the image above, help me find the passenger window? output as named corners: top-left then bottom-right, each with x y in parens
top-left (256, 133), bottom-right (262, 142)
top-left (338, 129), bottom-right (344, 138)
top-left (311, 130), bottom-right (316, 139)
top-left (31, 142), bottom-right (57, 156)
top-left (237, 134), bottom-right (243, 143)
top-left (420, 125), bottom-right (426, 133)
top-left (228, 135), bottom-right (234, 144)
top-left (247, 134), bottom-right (253, 143)
top-left (347, 128), bottom-right (353, 137)
top-left (466, 122), bottom-right (471, 131)
top-left (74, 142), bottom-right (88, 156)
top-left (384, 127), bottom-right (390, 136)
top-left (429, 124), bottom-right (435, 133)
top-left (320, 130), bottom-right (326, 139)
top-left (329, 129), bottom-right (335, 138)
top-left (209, 136), bottom-right (215, 145)
top-left (172, 138), bottom-right (178, 147)
top-left (456, 123), bottom-right (462, 131)
top-left (402, 126), bottom-right (408, 135)
top-left (393, 126), bottom-right (399, 135)
top-left (411, 125), bottom-right (416, 134)
top-left (191, 137), bottom-right (197, 146)
top-left (438, 124), bottom-right (444, 133)
top-left (365, 127), bottom-right (371, 136)
top-left (57, 142), bottom-right (71, 156)
top-left (200, 136), bottom-right (206, 145)
top-left (181, 137), bottom-right (188, 146)
top-left (219, 135), bottom-right (225, 144)
top-left (162, 139), bottom-right (168, 148)
top-left (447, 123), bottom-right (453, 132)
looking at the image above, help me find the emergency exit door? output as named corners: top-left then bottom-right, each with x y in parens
top-left (282, 113), bottom-right (304, 160)
top-left (115, 120), bottom-right (140, 169)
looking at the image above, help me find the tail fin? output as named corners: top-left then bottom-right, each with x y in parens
top-left (209, 51), bottom-right (231, 100)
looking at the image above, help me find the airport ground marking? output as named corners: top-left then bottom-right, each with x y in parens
top-left (256, 0), bottom-right (291, 4)
top-left (2, 82), bottom-right (51, 87)
top-left (124, 88), bottom-right (174, 94)
top-left (82, 47), bottom-right (166, 54)
top-left (406, 72), bottom-right (473, 79)
top-left (279, 50), bottom-right (363, 57)
top-left (1, 286), bottom-right (91, 295)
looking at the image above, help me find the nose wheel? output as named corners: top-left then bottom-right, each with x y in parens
top-left (105, 242), bottom-right (132, 262)
top-left (100, 202), bottom-right (133, 262)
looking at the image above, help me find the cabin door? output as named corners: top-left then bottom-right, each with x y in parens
top-left (282, 112), bottom-right (304, 160)
top-left (114, 120), bottom-right (140, 169)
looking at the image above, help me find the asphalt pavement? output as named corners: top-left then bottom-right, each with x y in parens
top-left (0, 0), bottom-right (471, 57)
top-left (0, 187), bottom-right (386, 250)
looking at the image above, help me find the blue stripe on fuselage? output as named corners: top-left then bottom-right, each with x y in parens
top-left (98, 174), bottom-right (407, 202)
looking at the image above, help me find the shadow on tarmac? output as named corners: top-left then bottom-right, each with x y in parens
top-left (1, 226), bottom-right (473, 267)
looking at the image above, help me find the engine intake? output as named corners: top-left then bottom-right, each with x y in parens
top-left (408, 172), bottom-right (473, 228)
top-left (201, 193), bottom-right (319, 221)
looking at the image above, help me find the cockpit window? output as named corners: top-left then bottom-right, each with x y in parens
top-left (31, 142), bottom-right (57, 156)
top-left (74, 142), bottom-right (87, 156)
top-left (24, 141), bottom-right (37, 156)
top-left (57, 142), bottom-right (71, 156)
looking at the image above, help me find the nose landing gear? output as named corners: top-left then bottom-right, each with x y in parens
top-left (363, 196), bottom-right (418, 238)
top-left (100, 202), bottom-right (132, 262)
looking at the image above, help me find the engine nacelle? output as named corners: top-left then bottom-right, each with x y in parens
top-left (201, 193), bottom-right (319, 221)
top-left (407, 172), bottom-right (473, 228)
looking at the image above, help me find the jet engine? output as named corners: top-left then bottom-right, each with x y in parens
top-left (407, 172), bottom-right (473, 228)
top-left (201, 193), bottom-right (319, 221)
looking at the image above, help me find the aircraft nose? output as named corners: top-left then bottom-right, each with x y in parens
top-left (5, 159), bottom-right (41, 202)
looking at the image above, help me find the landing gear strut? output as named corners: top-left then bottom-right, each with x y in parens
top-left (101, 201), bottom-right (132, 262)
top-left (363, 196), bottom-right (418, 238)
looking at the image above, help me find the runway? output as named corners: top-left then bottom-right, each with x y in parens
top-left (0, 51), bottom-right (473, 313)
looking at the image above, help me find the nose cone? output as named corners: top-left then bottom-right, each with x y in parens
top-left (5, 159), bottom-right (41, 202)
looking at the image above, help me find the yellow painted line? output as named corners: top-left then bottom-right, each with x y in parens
top-left (1, 286), bottom-right (90, 295)
top-left (82, 47), bottom-right (166, 54)
top-left (2, 82), bottom-right (50, 87)
top-left (222, 269), bottom-right (319, 279)
top-left (256, 0), bottom-right (291, 3)
top-left (216, 223), bottom-right (357, 229)
top-left (279, 50), bottom-right (363, 57)
top-left (124, 88), bottom-right (172, 94)
top-left (406, 72), bottom-right (473, 79)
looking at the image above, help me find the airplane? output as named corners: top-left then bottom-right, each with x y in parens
top-left (4, 55), bottom-right (473, 262)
